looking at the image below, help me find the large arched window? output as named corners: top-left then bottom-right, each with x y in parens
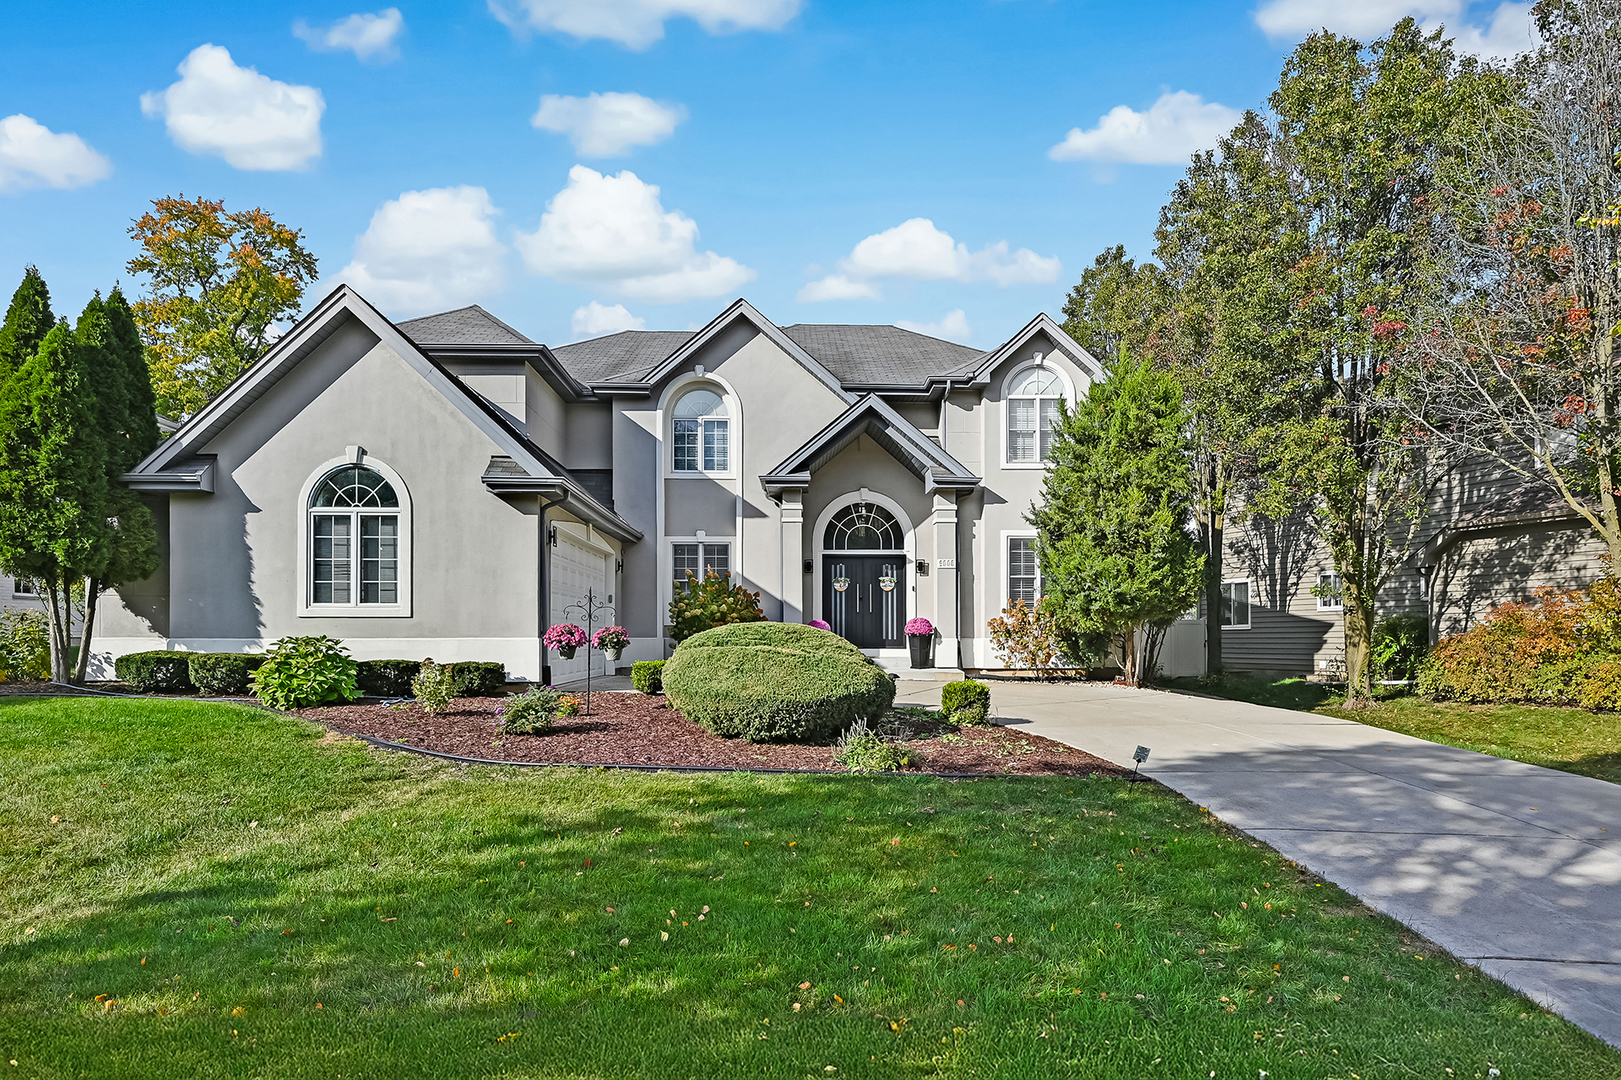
top-left (824, 502), bottom-right (903, 550)
top-left (672, 389), bottom-right (729, 473)
top-left (309, 465), bottom-right (400, 606)
top-left (1006, 366), bottom-right (1064, 463)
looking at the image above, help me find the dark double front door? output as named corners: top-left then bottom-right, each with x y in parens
top-left (824, 555), bottom-right (905, 649)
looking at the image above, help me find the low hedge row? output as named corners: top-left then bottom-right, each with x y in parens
top-left (115, 652), bottom-right (506, 698)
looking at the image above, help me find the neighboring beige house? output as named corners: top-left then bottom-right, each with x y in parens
top-left (95, 286), bottom-right (1105, 682)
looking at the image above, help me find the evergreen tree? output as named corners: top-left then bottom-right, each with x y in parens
top-left (0, 322), bottom-right (112, 682)
top-left (0, 267), bottom-right (54, 386)
top-left (1030, 357), bottom-right (1205, 687)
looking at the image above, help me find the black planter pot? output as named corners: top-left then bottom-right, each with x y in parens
top-left (908, 634), bottom-right (934, 669)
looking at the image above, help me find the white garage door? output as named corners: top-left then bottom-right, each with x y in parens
top-left (549, 534), bottom-right (611, 685)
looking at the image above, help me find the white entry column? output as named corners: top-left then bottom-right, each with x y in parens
top-left (780, 489), bottom-right (805, 624)
top-left (931, 491), bottom-right (959, 667)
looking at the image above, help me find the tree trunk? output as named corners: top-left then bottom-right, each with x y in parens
top-left (1342, 577), bottom-right (1376, 703)
top-left (42, 578), bottom-right (72, 684)
top-left (1120, 628), bottom-right (1139, 687)
top-left (1205, 510), bottom-right (1224, 678)
top-left (73, 577), bottom-right (101, 685)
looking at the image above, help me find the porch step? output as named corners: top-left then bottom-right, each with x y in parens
top-left (869, 656), bottom-right (964, 682)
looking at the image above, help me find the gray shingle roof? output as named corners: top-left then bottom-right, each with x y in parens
top-left (397, 305), bottom-right (534, 346)
top-left (781, 324), bottom-right (985, 386)
top-left (551, 330), bottom-right (694, 383)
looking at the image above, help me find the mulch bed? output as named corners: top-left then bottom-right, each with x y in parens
top-left (297, 692), bottom-right (1127, 777)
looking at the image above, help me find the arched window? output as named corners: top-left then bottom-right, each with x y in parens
top-left (824, 502), bottom-right (903, 550)
top-left (309, 465), bottom-right (400, 606)
top-left (1006, 366), bottom-right (1064, 463)
top-left (672, 389), bottom-right (729, 473)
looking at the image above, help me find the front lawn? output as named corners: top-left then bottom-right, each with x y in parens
top-left (1, 697), bottom-right (1614, 1078)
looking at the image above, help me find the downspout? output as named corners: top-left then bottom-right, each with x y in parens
top-left (955, 493), bottom-right (964, 672)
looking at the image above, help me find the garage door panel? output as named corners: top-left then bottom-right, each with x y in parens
top-left (549, 537), bottom-right (610, 685)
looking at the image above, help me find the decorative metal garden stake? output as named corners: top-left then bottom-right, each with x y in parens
top-left (563, 588), bottom-right (616, 716)
top-left (1130, 745), bottom-right (1150, 782)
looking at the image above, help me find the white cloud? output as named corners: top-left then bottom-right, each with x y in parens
top-left (1254, 0), bottom-right (1536, 59)
top-left (531, 92), bottom-right (686, 157)
top-left (572, 301), bottom-right (646, 338)
top-left (798, 218), bottom-right (1060, 301)
top-left (1048, 90), bottom-right (1242, 167)
top-left (516, 165), bottom-right (755, 303)
top-left (795, 274), bottom-right (880, 303)
top-left (896, 309), bottom-right (972, 344)
top-left (294, 8), bottom-right (406, 61)
top-left (0, 115), bottom-right (111, 193)
top-left (488, 0), bottom-right (802, 49)
top-left (141, 44), bottom-right (324, 171)
top-left (335, 186), bottom-right (505, 314)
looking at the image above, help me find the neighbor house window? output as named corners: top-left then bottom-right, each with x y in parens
top-left (673, 542), bottom-right (730, 590)
top-left (309, 466), bottom-right (400, 606)
top-left (672, 390), bottom-right (729, 473)
top-left (12, 577), bottom-right (37, 597)
top-left (1316, 571), bottom-right (1344, 612)
top-left (1007, 367), bottom-right (1063, 463)
top-left (1008, 537), bottom-right (1040, 604)
top-left (1220, 579), bottom-right (1251, 629)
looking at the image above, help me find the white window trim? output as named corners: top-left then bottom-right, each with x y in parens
top-left (663, 380), bottom-right (739, 480)
top-left (1220, 577), bottom-right (1251, 631)
top-left (1001, 530), bottom-right (1042, 612)
top-left (670, 538), bottom-right (733, 589)
top-left (1316, 571), bottom-right (1344, 612)
top-left (1000, 360), bottom-right (1075, 470)
top-left (296, 454), bottom-right (413, 618)
top-left (11, 576), bottom-right (38, 599)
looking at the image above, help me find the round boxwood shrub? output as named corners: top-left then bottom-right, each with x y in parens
top-left (631, 659), bottom-right (665, 694)
top-left (940, 678), bottom-right (991, 725)
top-left (188, 652), bottom-right (265, 696)
top-left (662, 622), bottom-right (894, 743)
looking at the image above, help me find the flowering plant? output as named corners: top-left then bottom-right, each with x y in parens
top-left (905, 617), bottom-right (934, 637)
top-left (544, 623), bottom-right (588, 649)
top-left (807, 619), bottom-right (831, 630)
top-left (592, 626), bottom-right (629, 650)
top-left (555, 694), bottom-right (583, 718)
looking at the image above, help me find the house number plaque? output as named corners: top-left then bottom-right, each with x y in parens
top-left (935, 558), bottom-right (957, 570)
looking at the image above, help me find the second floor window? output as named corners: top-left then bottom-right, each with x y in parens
top-left (1316, 571), bottom-right (1344, 612)
top-left (1007, 367), bottom-right (1062, 463)
top-left (673, 389), bottom-right (729, 473)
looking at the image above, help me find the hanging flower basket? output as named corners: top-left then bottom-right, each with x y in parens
top-left (832, 577), bottom-right (851, 592)
top-left (879, 575), bottom-right (896, 592)
top-left (593, 625), bottom-right (629, 663)
top-left (545, 623), bottom-right (587, 659)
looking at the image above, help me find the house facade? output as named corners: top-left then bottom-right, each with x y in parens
top-left (96, 286), bottom-right (1104, 683)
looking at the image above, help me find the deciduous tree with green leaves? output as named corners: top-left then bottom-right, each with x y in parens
top-left (126, 195), bottom-right (318, 419)
top-left (1029, 357), bottom-right (1204, 687)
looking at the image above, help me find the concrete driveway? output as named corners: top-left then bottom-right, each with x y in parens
top-left (895, 677), bottom-right (1621, 1048)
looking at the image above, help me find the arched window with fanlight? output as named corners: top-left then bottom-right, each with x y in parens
top-left (824, 502), bottom-right (904, 551)
top-left (308, 465), bottom-right (402, 607)
top-left (1006, 366), bottom-right (1065, 464)
top-left (671, 389), bottom-right (730, 473)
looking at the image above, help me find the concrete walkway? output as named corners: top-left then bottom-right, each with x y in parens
top-left (895, 678), bottom-right (1621, 1048)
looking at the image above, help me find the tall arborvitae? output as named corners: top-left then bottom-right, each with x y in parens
top-left (104, 288), bottom-right (160, 468)
top-left (0, 267), bottom-right (55, 386)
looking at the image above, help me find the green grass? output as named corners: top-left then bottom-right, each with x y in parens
top-left (1162, 673), bottom-right (1341, 712)
top-left (2, 697), bottom-right (1615, 1079)
top-left (1319, 695), bottom-right (1621, 785)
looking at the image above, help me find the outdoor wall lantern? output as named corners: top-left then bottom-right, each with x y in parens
top-left (804, 559), bottom-right (815, 575)
top-left (916, 560), bottom-right (930, 576)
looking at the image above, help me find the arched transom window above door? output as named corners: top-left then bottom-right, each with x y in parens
top-left (671, 388), bottom-right (730, 473)
top-left (1006, 366), bottom-right (1065, 464)
top-left (824, 502), bottom-right (903, 550)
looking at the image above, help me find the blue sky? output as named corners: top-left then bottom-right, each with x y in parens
top-left (0, 0), bottom-right (1534, 349)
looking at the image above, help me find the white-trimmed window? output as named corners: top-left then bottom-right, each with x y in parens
top-left (309, 466), bottom-right (401, 607)
top-left (672, 390), bottom-right (729, 473)
top-left (12, 576), bottom-right (37, 597)
top-left (1008, 537), bottom-right (1040, 604)
top-left (673, 542), bottom-right (730, 590)
top-left (1220, 579), bottom-right (1251, 629)
top-left (1316, 571), bottom-right (1344, 612)
top-left (1007, 367), bottom-right (1063, 463)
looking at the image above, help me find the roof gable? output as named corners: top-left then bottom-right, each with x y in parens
top-left (397, 305), bottom-right (533, 346)
top-left (762, 393), bottom-right (980, 495)
top-left (960, 314), bottom-right (1104, 385)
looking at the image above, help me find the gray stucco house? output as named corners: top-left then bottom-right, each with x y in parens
top-left (96, 286), bottom-right (1103, 683)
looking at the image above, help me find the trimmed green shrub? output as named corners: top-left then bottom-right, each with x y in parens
top-left (115, 650), bottom-right (194, 693)
top-left (668, 570), bottom-right (765, 643)
top-left (187, 652), bottom-right (265, 695)
top-left (632, 659), bottom-right (665, 694)
top-left (251, 636), bottom-right (357, 710)
top-left (0, 609), bottom-right (50, 682)
top-left (499, 687), bottom-right (563, 735)
top-left (940, 678), bottom-right (991, 725)
top-left (356, 659), bottom-right (421, 697)
top-left (451, 661), bottom-right (506, 697)
top-left (834, 718), bottom-right (918, 773)
top-left (412, 660), bottom-right (458, 715)
top-left (663, 621), bottom-right (893, 743)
